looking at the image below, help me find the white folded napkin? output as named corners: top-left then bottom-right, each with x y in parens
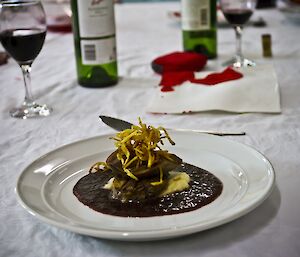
top-left (147, 64), bottom-right (281, 114)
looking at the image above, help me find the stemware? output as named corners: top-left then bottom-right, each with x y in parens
top-left (220, 0), bottom-right (257, 68)
top-left (0, 0), bottom-right (52, 119)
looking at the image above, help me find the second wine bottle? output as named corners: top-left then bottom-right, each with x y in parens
top-left (181, 0), bottom-right (217, 59)
top-left (71, 0), bottom-right (118, 88)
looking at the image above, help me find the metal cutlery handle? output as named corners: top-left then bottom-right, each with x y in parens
top-left (167, 128), bottom-right (246, 136)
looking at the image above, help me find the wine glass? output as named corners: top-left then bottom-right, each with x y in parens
top-left (220, 0), bottom-right (257, 68)
top-left (0, 0), bottom-right (52, 119)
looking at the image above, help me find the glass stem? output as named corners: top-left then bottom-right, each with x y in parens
top-left (20, 64), bottom-right (35, 106)
top-left (234, 25), bottom-right (243, 60)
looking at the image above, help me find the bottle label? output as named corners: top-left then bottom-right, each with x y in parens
top-left (81, 37), bottom-right (116, 65)
top-left (77, 0), bottom-right (115, 38)
top-left (181, 0), bottom-right (211, 31)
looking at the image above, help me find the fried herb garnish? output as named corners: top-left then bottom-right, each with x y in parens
top-left (111, 117), bottom-right (175, 181)
top-left (90, 118), bottom-right (176, 183)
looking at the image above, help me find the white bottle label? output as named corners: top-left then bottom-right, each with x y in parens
top-left (81, 37), bottom-right (116, 65)
top-left (77, 0), bottom-right (115, 38)
top-left (181, 0), bottom-right (211, 31)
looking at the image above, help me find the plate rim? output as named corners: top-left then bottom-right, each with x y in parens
top-left (15, 132), bottom-right (275, 241)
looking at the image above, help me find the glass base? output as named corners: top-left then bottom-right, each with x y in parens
top-left (10, 101), bottom-right (52, 119)
top-left (223, 56), bottom-right (256, 68)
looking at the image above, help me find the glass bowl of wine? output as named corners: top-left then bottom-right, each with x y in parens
top-left (220, 0), bottom-right (257, 68)
top-left (0, 0), bottom-right (52, 119)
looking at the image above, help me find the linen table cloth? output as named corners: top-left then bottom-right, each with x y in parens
top-left (0, 2), bottom-right (300, 257)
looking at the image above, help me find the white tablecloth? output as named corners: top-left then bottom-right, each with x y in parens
top-left (1, 2), bottom-right (300, 257)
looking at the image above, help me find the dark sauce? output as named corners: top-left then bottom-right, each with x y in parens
top-left (73, 163), bottom-right (223, 217)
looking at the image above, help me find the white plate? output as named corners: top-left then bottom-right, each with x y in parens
top-left (16, 131), bottom-right (275, 241)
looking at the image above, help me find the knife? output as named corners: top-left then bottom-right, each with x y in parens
top-left (99, 115), bottom-right (246, 136)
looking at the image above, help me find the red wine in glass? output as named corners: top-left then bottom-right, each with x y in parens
top-left (222, 9), bottom-right (253, 25)
top-left (0, 28), bottom-right (46, 64)
top-left (0, 0), bottom-right (52, 119)
top-left (220, 0), bottom-right (257, 68)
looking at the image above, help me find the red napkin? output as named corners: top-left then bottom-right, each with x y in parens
top-left (160, 67), bottom-right (243, 92)
top-left (47, 15), bottom-right (72, 33)
top-left (152, 51), bottom-right (207, 74)
top-left (191, 67), bottom-right (243, 85)
top-left (151, 51), bottom-right (243, 92)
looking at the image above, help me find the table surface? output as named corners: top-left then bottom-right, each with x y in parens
top-left (1, 2), bottom-right (300, 257)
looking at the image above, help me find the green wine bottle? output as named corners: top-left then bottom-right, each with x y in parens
top-left (71, 0), bottom-right (118, 88)
top-left (181, 0), bottom-right (217, 59)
